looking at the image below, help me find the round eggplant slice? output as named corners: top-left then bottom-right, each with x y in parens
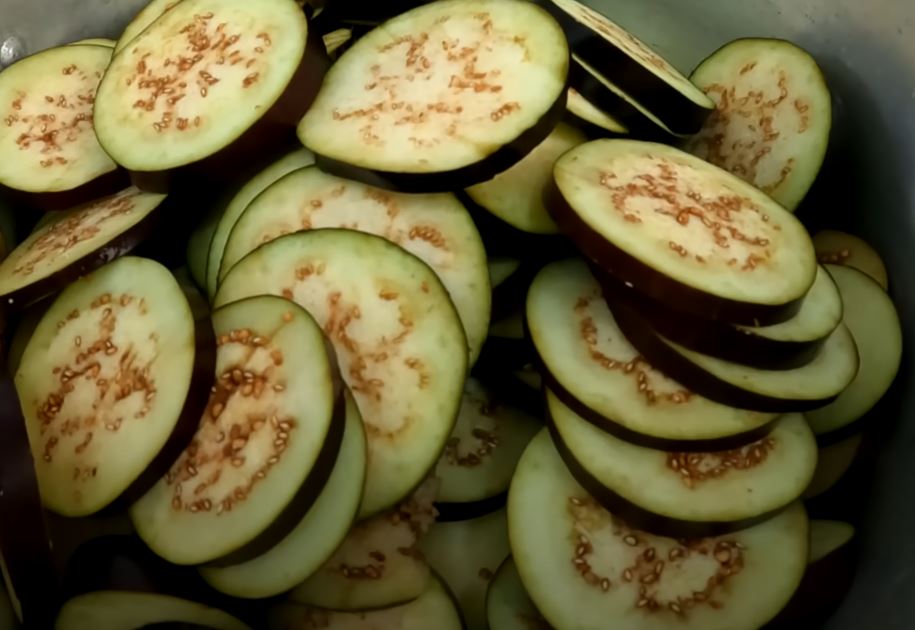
top-left (199, 391), bottom-right (367, 599)
top-left (803, 434), bottom-right (862, 499)
top-left (508, 430), bottom-right (809, 630)
top-left (115, 0), bottom-right (183, 54)
top-left (131, 295), bottom-right (343, 566)
top-left (206, 149), bottom-right (315, 300)
top-left (465, 123), bottom-right (586, 235)
top-left (526, 259), bottom-right (776, 450)
top-left (434, 379), bottom-right (541, 515)
top-left (0, 187), bottom-right (167, 310)
top-left (272, 576), bottom-right (462, 630)
top-left (549, 139), bottom-right (818, 326)
top-left (215, 229), bottom-right (468, 517)
top-left (55, 591), bottom-right (251, 630)
top-left (566, 86), bottom-right (628, 137)
top-left (95, 0), bottom-right (328, 174)
top-left (486, 557), bottom-right (552, 630)
top-left (298, 0), bottom-right (570, 193)
top-left (547, 390), bottom-right (817, 536)
top-left (289, 478), bottom-right (437, 611)
top-left (805, 266), bottom-right (902, 437)
top-left (67, 38), bottom-right (116, 48)
top-left (421, 509), bottom-right (511, 630)
top-left (0, 44), bottom-right (122, 209)
top-left (220, 166), bottom-right (490, 364)
top-left (813, 230), bottom-right (888, 290)
top-left (15, 256), bottom-right (213, 517)
top-left (534, 0), bottom-right (713, 135)
top-left (612, 298), bottom-right (860, 413)
top-left (686, 39), bottom-right (832, 212)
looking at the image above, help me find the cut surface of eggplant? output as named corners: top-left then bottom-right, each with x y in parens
top-left (215, 229), bottom-right (468, 517)
top-left (0, 44), bottom-right (117, 197)
top-left (96, 0), bottom-right (322, 171)
top-left (813, 229), bottom-right (889, 290)
top-left (566, 86), bottom-right (628, 136)
top-left (803, 434), bottom-right (862, 499)
top-left (486, 557), bottom-right (551, 630)
top-left (114, 0), bottom-right (182, 54)
top-left (805, 265), bottom-right (902, 436)
top-left (131, 295), bottom-right (343, 566)
top-left (15, 256), bottom-right (211, 517)
top-left (289, 479), bottom-right (437, 611)
top-left (0, 187), bottom-right (167, 310)
top-left (548, 391), bottom-right (817, 535)
top-left (527, 259), bottom-right (776, 449)
top-left (220, 166), bottom-right (490, 363)
top-left (297, 0), bottom-right (570, 192)
top-left (272, 576), bottom-right (462, 630)
top-left (686, 38), bottom-right (832, 212)
top-left (199, 391), bottom-right (366, 599)
top-left (549, 139), bottom-right (818, 325)
top-left (421, 509), bottom-right (511, 630)
top-left (508, 430), bottom-right (809, 630)
top-left (465, 123), bottom-right (586, 235)
top-left (68, 38), bottom-right (116, 48)
top-left (54, 591), bottom-right (251, 630)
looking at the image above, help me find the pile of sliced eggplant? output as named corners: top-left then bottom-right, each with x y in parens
top-left (0, 0), bottom-right (902, 628)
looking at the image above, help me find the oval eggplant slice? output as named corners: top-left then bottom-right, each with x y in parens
top-left (206, 149), bottom-right (315, 300)
top-left (289, 478), bottom-right (437, 611)
top-left (465, 123), bottom-right (586, 235)
top-left (602, 265), bottom-right (842, 370)
top-left (0, 44), bottom-right (123, 209)
top-left (803, 434), bottom-right (862, 499)
top-left (272, 576), bottom-right (462, 630)
top-left (131, 295), bottom-right (343, 566)
top-left (805, 265), bottom-right (902, 437)
top-left (0, 187), bottom-right (167, 310)
top-left (686, 39), bottom-right (832, 212)
top-left (486, 557), bottom-right (552, 630)
top-left (549, 139), bottom-right (818, 325)
top-left (526, 259), bottom-right (776, 450)
top-left (15, 256), bottom-right (212, 517)
top-left (434, 379), bottom-right (541, 518)
top-left (508, 430), bottom-right (809, 630)
top-left (813, 230), bottom-right (889, 290)
top-left (547, 390), bottom-right (817, 536)
top-left (220, 166), bottom-right (489, 364)
top-left (215, 229), bottom-right (468, 517)
top-left (421, 509), bottom-right (511, 630)
top-left (199, 391), bottom-right (367, 599)
top-left (114, 0), bottom-right (182, 54)
top-left (535, 0), bottom-right (713, 135)
top-left (566, 86), bottom-right (628, 137)
top-left (95, 0), bottom-right (327, 173)
top-left (298, 0), bottom-right (570, 193)
top-left (55, 591), bottom-right (251, 630)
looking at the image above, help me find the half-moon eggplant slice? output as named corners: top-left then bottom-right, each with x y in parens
top-left (215, 229), bottom-right (468, 517)
top-left (566, 86), bottom-right (628, 137)
top-left (298, 0), bottom-right (570, 193)
top-left (15, 256), bottom-right (214, 517)
top-left (508, 429), bottom-right (809, 630)
top-left (526, 259), bottom-right (776, 450)
top-left (131, 295), bottom-right (344, 566)
top-left (0, 44), bottom-right (125, 210)
top-left (485, 557), bottom-right (551, 630)
top-left (55, 591), bottom-right (252, 630)
top-left (0, 187), bottom-right (167, 311)
top-left (813, 230), bottom-right (888, 290)
top-left (548, 139), bottom-right (818, 326)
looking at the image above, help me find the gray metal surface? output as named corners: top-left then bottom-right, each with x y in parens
top-left (2, 0), bottom-right (914, 627)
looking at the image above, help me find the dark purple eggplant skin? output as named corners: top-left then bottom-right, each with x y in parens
top-left (0, 168), bottom-right (132, 213)
top-left (435, 493), bottom-right (507, 523)
top-left (313, 89), bottom-right (569, 194)
top-left (545, 181), bottom-right (806, 326)
top-left (0, 376), bottom-right (61, 629)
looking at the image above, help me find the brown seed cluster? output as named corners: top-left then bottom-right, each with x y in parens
top-left (817, 248), bottom-right (851, 264)
top-left (443, 410), bottom-right (500, 468)
top-left (667, 437), bottom-right (777, 488)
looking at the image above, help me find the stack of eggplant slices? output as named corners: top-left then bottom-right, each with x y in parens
top-left (0, 0), bottom-right (902, 628)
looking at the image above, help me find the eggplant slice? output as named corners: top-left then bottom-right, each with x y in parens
top-left (114, 0), bottom-right (182, 54)
top-left (686, 38), bottom-right (832, 212)
top-left (289, 479), bottom-right (437, 611)
top-left (199, 391), bottom-right (366, 599)
top-left (566, 86), bottom-right (628, 137)
top-left (220, 166), bottom-right (490, 364)
top-left (547, 390), bottom-right (817, 536)
top-left (813, 229), bottom-right (889, 290)
top-left (803, 434), bottom-right (862, 499)
top-left (132, 295), bottom-right (343, 566)
top-left (508, 430), bottom-right (809, 630)
top-left (0, 187), bottom-right (167, 310)
top-left (297, 0), bottom-right (570, 192)
top-left (0, 44), bottom-right (122, 208)
top-left (55, 591), bottom-right (251, 630)
top-left (548, 139), bottom-right (818, 326)
top-left (15, 256), bottom-right (213, 517)
top-left (486, 557), bottom-right (551, 630)
top-left (215, 229), bottom-right (468, 517)
top-left (526, 259), bottom-right (777, 450)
